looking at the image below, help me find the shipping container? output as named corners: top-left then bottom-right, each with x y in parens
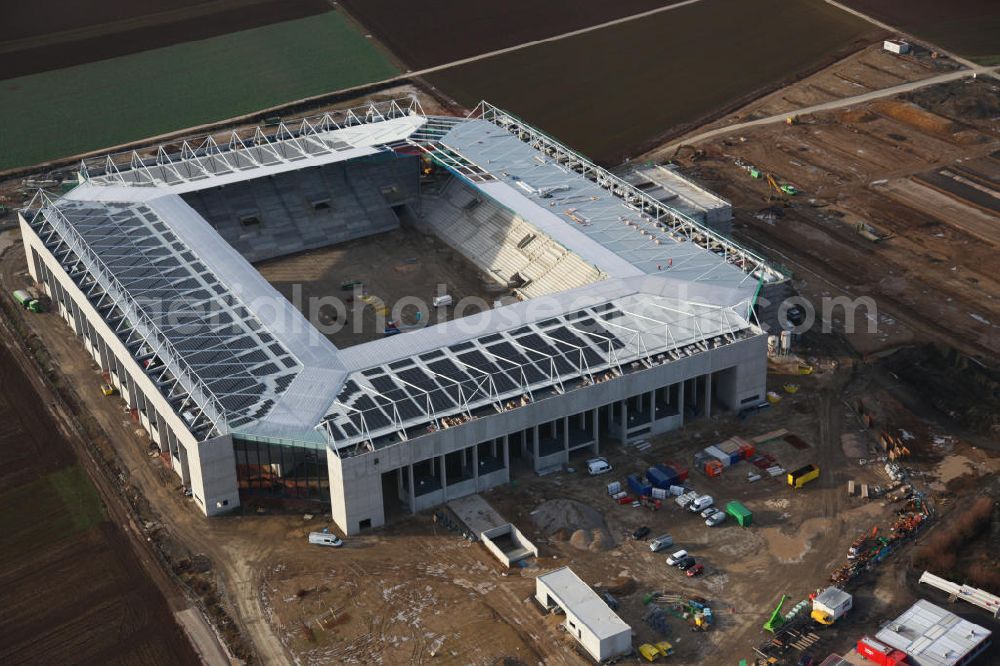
top-left (856, 636), bottom-right (907, 666)
top-left (725, 500), bottom-right (753, 527)
top-left (627, 474), bottom-right (651, 497)
top-left (646, 466), bottom-right (674, 490)
top-left (607, 481), bottom-right (621, 496)
top-left (787, 464), bottom-right (820, 488)
top-left (651, 487), bottom-right (667, 500)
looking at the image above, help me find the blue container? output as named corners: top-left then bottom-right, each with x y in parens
top-left (646, 467), bottom-right (671, 490)
top-left (627, 473), bottom-right (652, 497)
top-left (729, 452), bottom-right (742, 466)
top-left (655, 463), bottom-right (680, 483)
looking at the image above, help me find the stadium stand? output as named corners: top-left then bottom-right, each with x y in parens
top-left (183, 154), bottom-right (419, 262)
top-left (420, 176), bottom-right (604, 297)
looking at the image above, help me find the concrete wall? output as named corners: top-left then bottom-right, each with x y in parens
top-left (481, 523), bottom-right (539, 567)
top-left (329, 333), bottom-right (766, 534)
top-left (20, 214), bottom-right (240, 516)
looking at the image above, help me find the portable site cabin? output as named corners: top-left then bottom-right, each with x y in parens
top-left (536, 567), bottom-right (632, 661)
top-left (811, 587), bottom-right (852, 625)
top-left (725, 500), bottom-right (752, 527)
top-left (788, 464), bottom-right (820, 488)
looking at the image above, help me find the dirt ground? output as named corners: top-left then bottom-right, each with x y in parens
top-left (256, 224), bottom-right (502, 349)
top-left (425, 0), bottom-right (881, 164)
top-left (0, 315), bottom-right (200, 664)
top-left (840, 0), bottom-right (1000, 60)
top-left (339, 0), bottom-right (680, 70)
top-left (2, 27), bottom-right (999, 666)
top-left (656, 76), bottom-right (1000, 360)
top-left (0, 0), bottom-right (332, 79)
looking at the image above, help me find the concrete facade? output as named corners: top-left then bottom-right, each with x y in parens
top-left (328, 333), bottom-right (765, 535)
top-left (19, 214), bottom-right (240, 515)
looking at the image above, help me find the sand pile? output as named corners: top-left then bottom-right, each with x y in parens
top-left (532, 499), bottom-right (615, 551)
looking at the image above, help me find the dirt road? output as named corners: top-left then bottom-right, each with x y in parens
top-left (654, 65), bottom-right (997, 155)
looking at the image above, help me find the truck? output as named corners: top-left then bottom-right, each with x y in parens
top-left (811, 587), bottom-right (852, 625)
top-left (725, 500), bottom-right (753, 527)
top-left (788, 464), bottom-right (820, 489)
top-left (12, 289), bottom-right (44, 313)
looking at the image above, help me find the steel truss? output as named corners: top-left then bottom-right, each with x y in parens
top-left (469, 101), bottom-right (785, 284)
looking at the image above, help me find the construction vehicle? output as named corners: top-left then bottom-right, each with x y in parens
top-left (786, 115), bottom-right (799, 126)
top-left (810, 587), bottom-right (852, 625)
top-left (766, 174), bottom-right (787, 202)
top-left (788, 464), bottom-right (820, 489)
top-left (639, 641), bottom-right (674, 661)
top-left (12, 289), bottom-right (44, 313)
top-left (764, 595), bottom-right (789, 632)
top-left (100, 383), bottom-right (115, 396)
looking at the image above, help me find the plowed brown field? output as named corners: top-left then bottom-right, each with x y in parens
top-left (426, 0), bottom-right (881, 164)
top-left (0, 338), bottom-right (198, 664)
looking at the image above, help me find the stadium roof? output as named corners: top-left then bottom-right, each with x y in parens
top-left (23, 98), bottom-right (780, 445)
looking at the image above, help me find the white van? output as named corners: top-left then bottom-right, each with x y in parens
top-left (666, 549), bottom-right (689, 566)
top-left (688, 495), bottom-right (714, 512)
top-left (308, 532), bottom-right (343, 548)
top-left (649, 535), bottom-right (674, 552)
top-left (585, 457), bottom-right (613, 476)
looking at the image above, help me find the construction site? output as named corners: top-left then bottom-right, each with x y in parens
top-left (0, 11), bottom-right (998, 666)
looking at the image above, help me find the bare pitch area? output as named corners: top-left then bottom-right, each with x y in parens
top-left (256, 225), bottom-right (501, 349)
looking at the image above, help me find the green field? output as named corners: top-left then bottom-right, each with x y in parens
top-left (0, 12), bottom-right (398, 171)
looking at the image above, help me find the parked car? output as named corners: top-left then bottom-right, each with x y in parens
top-left (676, 556), bottom-right (697, 570)
top-left (666, 549), bottom-right (689, 566)
top-left (632, 526), bottom-right (651, 540)
top-left (688, 495), bottom-right (714, 512)
top-left (648, 535), bottom-right (674, 552)
top-left (308, 532), bottom-right (343, 548)
top-left (686, 563), bottom-right (705, 577)
top-left (705, 510), bottom-right (726, 527)
top-left (700, 506), bottom-right (717, 519)
top-left (586, 457), bottom-right (613, 476)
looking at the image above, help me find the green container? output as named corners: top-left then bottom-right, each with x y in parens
top-left (725, 500), bottom-right (752, 527)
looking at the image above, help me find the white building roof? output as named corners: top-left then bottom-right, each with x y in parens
top-left (537, 567), bottom-right (630, 641)
top-left (875, 599), bottom-right (992, 666)
top-left (23, 98), bottom-right (780, 445)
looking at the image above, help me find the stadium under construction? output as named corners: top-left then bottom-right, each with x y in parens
top-left (17, 98), bottom-right (786, 534)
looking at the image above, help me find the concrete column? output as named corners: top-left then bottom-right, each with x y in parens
top-left (678, 381), bottom-right (686, 425)
top-left (532, 426), bottom-right (539, 461)
top-left (439, 454), bottom-right (447, 489)
top-left (407, 464), bottom-right (416, 513)
top-left (620, 400), bottom-right (629, 440)
top-left (472, 444), bottom-right (479, 481)
top-left (704, 373), bottom-right (713, 419)
top-left (648, 390), bottom-right (655, 420)
top-left (396, 466), bottom-right (404, 500)
top-left (502, 435), bottom-right (509, 470)
top-left (562, 416), bottom-right (569, 453)
top-left (591, 409), bottom-right (600, 453)
top-left (491, 438), bottom-right (497, 457)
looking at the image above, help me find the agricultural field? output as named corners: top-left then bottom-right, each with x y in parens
top-left (0, 0), bottom-right (331, 79)
top-left (339, 0), bottom-right (683, 69)
top-left (0, 340), bottom-right (199, 665)
top-left (841, 0), bottom-right (1000, 62)
top-left (0, 11), bottom-right (398, 171)
top-left (426, 0), bottom-right (882, 164)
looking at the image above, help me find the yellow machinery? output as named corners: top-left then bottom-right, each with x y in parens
top-left (100, 383), bottom-right (115, 396)
top-left (639, 641), bottom-right (674, 662)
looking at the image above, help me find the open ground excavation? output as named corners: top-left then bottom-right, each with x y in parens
top-left (656, 73), bottom-right (1000, 360)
